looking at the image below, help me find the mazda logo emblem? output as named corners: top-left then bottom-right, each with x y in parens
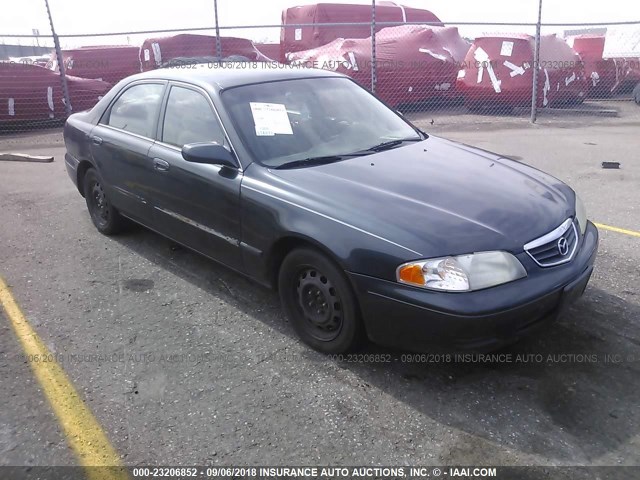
top-left (557, 237), bottom-right (569, 256)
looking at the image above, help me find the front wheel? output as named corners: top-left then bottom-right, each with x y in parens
top-left (278, 248), bottom-right (364, 354)
top-left (83, 168), bottom-right (124, 235)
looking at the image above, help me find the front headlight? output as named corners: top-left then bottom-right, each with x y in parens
top-left (575, 193), bottom-right (587, 235)
top-left (397, 251), bottom-right (527, 292)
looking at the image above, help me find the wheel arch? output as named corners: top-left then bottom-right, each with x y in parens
top-left (271, 234), bottom-right (367, 352)
top-left (265, 234), bottom-right (348, 292)
top-left (76, 160), bottom-right (95, 197)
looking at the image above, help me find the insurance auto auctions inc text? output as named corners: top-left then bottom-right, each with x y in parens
top-left (255, 466), bottom-right (497, 477)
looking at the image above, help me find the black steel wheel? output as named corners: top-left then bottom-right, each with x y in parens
top-left (83, 168), bottom-right (124, 235)
top-left (279, 247), bottom-right (364, 353)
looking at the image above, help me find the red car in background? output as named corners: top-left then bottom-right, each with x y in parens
top-left (0, 62), bottom-right (110, 124)
top-left (288, 25), bottom-right (469, 108)
top-left (139, 34), bottom-right (270, 70)
top-left (568, 35), bottom-right (616, 96)
top-left (281, 2), bottom-right (442, 62)
top-left (457, 34), bottom-right (588, 109)
top-left (51, 45), bottom-right (141, 85)
top-left (567, 34), bottom-right (640, 98)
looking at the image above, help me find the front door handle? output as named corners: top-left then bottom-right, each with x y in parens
top-left (90, 135), bottom-right (103, 146)
top-left (153, 158), bottom-right (170, 172)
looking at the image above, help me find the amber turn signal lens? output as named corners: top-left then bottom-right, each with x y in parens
top-left (398, 264), bottom-right (424, 285)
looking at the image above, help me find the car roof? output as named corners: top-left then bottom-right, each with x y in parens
top-left (128, 63), bottom-right (344, 91)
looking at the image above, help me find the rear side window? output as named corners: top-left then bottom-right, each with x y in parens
top-left (162, 86), bottom-right (225, 147)
top-left (106, 83), bottom-right (164, 138)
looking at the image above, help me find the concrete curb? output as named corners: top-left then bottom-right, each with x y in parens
top-left (0, 153), bottom-right (54, 163)
top-left (540, 107), bottom-right (619, 118)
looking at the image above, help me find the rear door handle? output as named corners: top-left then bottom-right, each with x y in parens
top-left (90, 135), bottom-right (103, 146)
top-left (153, 158), bottom-right (170, 172)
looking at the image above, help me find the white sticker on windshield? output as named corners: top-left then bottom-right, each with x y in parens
top-left (500, 41), bottom-right (514, 57)
top-left (250, 102), bottom-right (293, 136)
top-left (295, 28), bottom-right (302, 41)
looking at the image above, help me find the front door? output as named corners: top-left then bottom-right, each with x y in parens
top-left (146, 83), bottom-right (243, 270)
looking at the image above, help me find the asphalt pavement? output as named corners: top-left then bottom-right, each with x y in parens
top-left (0, 119), bottom-right (639, 470)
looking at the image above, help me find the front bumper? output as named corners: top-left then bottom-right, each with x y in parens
top-left (348, 221), bottom-right (599, 351)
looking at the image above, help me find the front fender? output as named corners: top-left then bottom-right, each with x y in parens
top-left (239, 170), bottom-right (419, 286)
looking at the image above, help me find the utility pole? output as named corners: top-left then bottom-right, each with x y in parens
top-left (371, 0), bottom-right (377, 94)
top-left (44, 0), bottom-right (72, 116)
top-left (214, 0), bottom-right (222, 60)
top-left (530, 0), bottom-right (543, 123)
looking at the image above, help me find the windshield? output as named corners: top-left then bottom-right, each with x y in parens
top-left (221, 77), bottom-right (422, 168)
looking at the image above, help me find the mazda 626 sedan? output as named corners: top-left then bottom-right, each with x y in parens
top-left (64, 64), bottom-right (598, 353)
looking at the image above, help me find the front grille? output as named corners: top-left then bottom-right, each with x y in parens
top-left (524, 218), bottom-right (579, 267)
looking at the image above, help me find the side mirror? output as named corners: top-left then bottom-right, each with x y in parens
top-left (181, 142), bottom-right (238, 168)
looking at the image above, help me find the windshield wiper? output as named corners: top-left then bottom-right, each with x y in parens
top-left (364, 137), bottom-right (423, 153)
top-left (274, 152), bottom-right (368, 170)
top-left (273, 137), bottom-right (423, 169)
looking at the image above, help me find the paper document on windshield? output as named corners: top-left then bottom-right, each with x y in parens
top-left (250, 102), bottom-right (293, 136)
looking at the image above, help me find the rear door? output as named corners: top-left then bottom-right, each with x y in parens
top-left (90, 81), bottom-right (166, 221)
top-left (146, 83), bottom-right (243, 270)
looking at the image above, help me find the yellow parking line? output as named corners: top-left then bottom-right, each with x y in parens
top-left (594, 222), bottom-right (640, 238)
top-left (0, 276), bottom-right (128, 480)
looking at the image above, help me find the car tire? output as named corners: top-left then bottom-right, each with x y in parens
top-left (633, 82), bottom-right (640, 105)
top-left (278, 247), bottom-right (364, 354)
top-left (83, 168), bottom-right (124, 235)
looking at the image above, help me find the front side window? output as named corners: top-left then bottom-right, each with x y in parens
top-left (162, 86), bottom-right (225, 148)
top-left (106, 83), bottom-right (164, 138)
top-left (221, 77), bottom-right (421, 168)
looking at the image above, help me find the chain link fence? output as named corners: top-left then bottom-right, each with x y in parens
top-left (1, 3), bottom-right (639, 133)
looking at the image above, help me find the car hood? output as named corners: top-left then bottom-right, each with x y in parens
top-left (264, 135), bottom-right (575, 258)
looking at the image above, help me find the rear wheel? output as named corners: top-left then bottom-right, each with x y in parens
top-left (83, 168), bottom-right (124, 235)
top-left (278, 248), bottom-right (364, 354)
